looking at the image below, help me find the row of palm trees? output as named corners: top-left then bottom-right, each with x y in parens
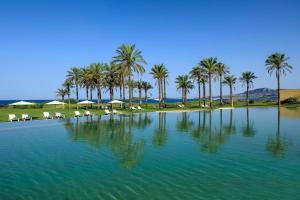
top-left (57, 43), bottom-right (292, 109)
top-left (176, 52), bottom-right (292, 107)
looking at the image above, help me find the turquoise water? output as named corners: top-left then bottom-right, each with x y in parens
top-left (0, 107), bottom-right (300, 199)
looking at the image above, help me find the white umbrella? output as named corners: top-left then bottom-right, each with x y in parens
top-left (9, 101), bottom-right (35, 106)
top-left (108, 100), bottom-right (124, 104)
top-left (78, 100), bottom-right (95, 105)
top-left (46, 100), bottom-right (66, 105)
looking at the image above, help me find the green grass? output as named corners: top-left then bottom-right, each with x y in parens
top-left (0, 100), bottom-right (299, 123)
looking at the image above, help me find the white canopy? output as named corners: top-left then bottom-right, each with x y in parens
top-left (46, 100), bottom-right (66, 105)
top-left (108, 100), bottom-right (124, 104)
top-left (78, 100), bottom-right (95, 105)
top-left (9, 101), bottom-right (35, 106)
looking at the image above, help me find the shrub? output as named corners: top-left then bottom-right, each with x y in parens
top-left (249, 100), bottom-right (255, 104)
top-left (281, 97), bottom-right (298, 104)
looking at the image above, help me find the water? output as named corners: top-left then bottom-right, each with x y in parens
top-left (0, 107), bottom-right (300, 199)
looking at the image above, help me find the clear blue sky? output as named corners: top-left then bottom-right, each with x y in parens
top-left (0, 0), bottom-right (299, 100)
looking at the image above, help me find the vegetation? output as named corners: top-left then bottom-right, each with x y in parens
top-left (239, 72), bottom-right (257, 106)
top-left (175, 75), bottom-right (194, 105)
top-left (265, 53), bottom-right (293, 106)
top-left (223, 75), bottom-right (237, 107)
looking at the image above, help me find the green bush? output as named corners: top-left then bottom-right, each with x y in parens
top-left (249, 100), bottom-right (255, 104)
top-left (281, 97), bottom-right (298, 104)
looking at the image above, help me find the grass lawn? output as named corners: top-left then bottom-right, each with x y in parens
top-left (0, 100), bottom-right (298, 123)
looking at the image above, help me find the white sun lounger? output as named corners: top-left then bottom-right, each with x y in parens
top-left (8, 114), bottom-right (19, 122)
top-left (178, 104), bottom-right (185, 108)
top-left (112, 109), bottom-right (118, 114)
top-left (104, 109), bottom-right (111, 115)
top-left (130, 106), bottom-right (136, 111)
top-left (84, 111), bottom-right (93, 116)
top-left (21, 114), bottom-right (32, 121)
top-left (74, 111), bottom-right (82, 117)
top-left (137, 106), bottom-right (143, 110)
top-left (43, 112), bottom-right (53, 119)
top-left (55, 112), bottom-right (64, 118)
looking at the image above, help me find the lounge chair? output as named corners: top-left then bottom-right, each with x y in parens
top-left (84, 111), bottom-right (93, 116)
top-left (112, 109), bottom-right (118, 114)
top-left (21, 114), bottom-right (32, 121)
top-left (104, 109), bottom-right (111, 115)
top-left (55, 112), bottom-right (64, 119)
top-left (74, 111), bottom-right (82, 117)
top-left (43, 112), bottom-right (53, 119)
top-left (137, 106), bottom-right (143, 111)
top-left (130, 106), bottom-right (136, 111)
top-left (8, 114), bottom-right (19, 122)
top-left (178, 104), bottom-right (184, 108)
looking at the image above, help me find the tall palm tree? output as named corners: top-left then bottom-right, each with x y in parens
top-left (113, 44), bottom-right (147, 107)
top-left (103, 62), bottom-right (119, 101)
top-left (150, 64), bottom-right (165, 108)
top-left (67, 67), bottom-right (82, 109)
top-left (200, 57), bottom-right (218, 108)
top-left (142, 81), bottom-right (152, 108)
top-left (239, 71), bottom-right (257, 106)
top-left (215, 62), bottom-right (229, 105)
top-left (190, 65), bottom-right (203, 107)
top-left (136, 80), bottom-right (143, 106)
top-left (63, 78), bottom-right (73, 109)
top-left (80, 67), bottom-right (92, 100)
top-left (175, 75), bottom-right (194, 106)
top-left (162, 65), bottom-right (169, 107)
top-left (89, 63), bottom-right (105, 109)
top-left (265, 53), bottom-right (293, 106)
top-left (200, 74), bottom-right (208, 106)
top-left (56, 88), bottom-right (67, 102)
top-left (223, 75), bottom-right (237, 107)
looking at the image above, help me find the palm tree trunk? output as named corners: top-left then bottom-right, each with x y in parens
top-left (110, 87), bottom-right (114, 101)
top-left (230, 85), bottom-right (233, 107)
top-left (97, 84), bottom-right (101, 109)
top-left (277, 70), bottom-right (280, 106)
top-left (163, 78), bottom-right (166, 108)
top-left (90, 87), bottom-right (93, 101)
top-left (220, 75), bottom-right (223, 106)
top-left (62, 95), bottom-right (65, 109)
top-left (145, 89), bottom-right (148, 108)
top-left (203, 82), bottom-right (206, 106)
top-left (246, 82), bottom-right (249, 106)
top-left (119, 84), bottom-right (122, 100)
top-left (198, 81), bottom-right (201, 107)
top-left (86, 87), bottom-right (89, 100)
top-left (158, 79), bottom-right (161, 108)
top-left (122, 76), bottom-right (126, 109)
top-left (128, 75), bottom-right (132, 107)
top-left (68, 93), bottom-right (70, 110)
top-left (209, 73), bottom-right (212, 108)
top-left (139, 88), bottom-right (142, 106)
top-left (181, 88), bottom-right (184, 104)
top-left (76, 84), bottom-right (79, 109)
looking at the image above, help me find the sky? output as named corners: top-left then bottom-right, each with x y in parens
top-left (0, 0), bottom-right (299, 100)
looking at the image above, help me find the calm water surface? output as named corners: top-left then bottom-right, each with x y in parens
top-left (0, 107), bottom-right (300, 200)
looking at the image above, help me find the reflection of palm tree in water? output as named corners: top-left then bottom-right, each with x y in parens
top-left (64, 114), bottom-right (153, 169)
top-left (176, 112), bottom-right (194, 133)
top-left (224, 109), bottom-right (236, 135)
top-left (241, 108), bottom-right (255, 137)
top-left (153, 112), bottom-right (168, 147)
top-left (266, 108), bottom-right (289, 158)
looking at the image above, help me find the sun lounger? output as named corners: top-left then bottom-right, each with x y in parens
top-left (8, 114), bottom-right (19, 122)
top-left (130, 106), bottom-right (136, 111)
top-left (104, 109), bottom-right (111, 115)
top-left (112, 109), bottom-right (118, 114)
top-left (137, 106), bottom-right (143, 110)
top-left (55, 112), bottom-right (64, 119)
top-left (84, 111), bottom-right (93, 116)
top-left (43, 112), bottom-right (53, 119)
top-left (21, 114), bottom-right (32, 121)
top-left (74, 111), bottom-right (82, 117)
top-left (178, 104), bottom-right (185, 108)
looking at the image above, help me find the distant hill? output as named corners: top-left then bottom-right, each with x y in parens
top-left (234, 88), bottom-right (277, 101)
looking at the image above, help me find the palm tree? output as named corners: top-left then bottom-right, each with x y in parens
top-left (142, 81), bottom-right (152, 108)
top-left (223, 75), bottom-right (237, 107)
top-left (113, 44), bottom-right (147, 107)
top-left (63, 78), bottom-right (73, 109)
top-left (56, 88), bottom-right (67, 102)
top-left (136, 80), bottom-right (143, 106)
top-left (150, 64), bottom-right (165, 108)
top-left (175, 75), bottom-right (194, 106)
top-left (162, 65), bottom-right (169, 107)
top-left (67, 67), bottom-right (82, 109)
top-left (239, 71), bottom-right (257, 106)
top-left (103, 63), bottom-right (119, 101)
top-left (200, 57), bottom-right (218, 108)
top-left (190, 65), bottom-right (203, 107)
top-left (265, 53), bottom-right (293, 106)
top-left (80, 67), bottom-right (92, 100)
top-left (215, 62), bottom-right (229, 105)
top-left (89, 63), bottom-right (105, 109)
top-left (200, 74), bottom-right (208, 106)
